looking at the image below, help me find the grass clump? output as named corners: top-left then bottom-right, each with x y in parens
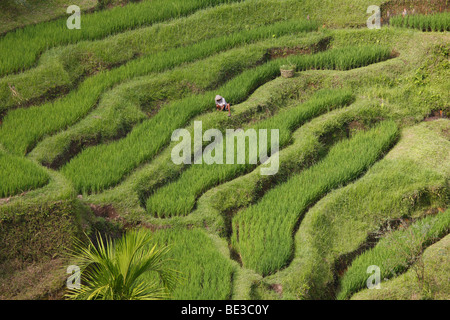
top-left (140, 228), bottom-right (234, 300)
top-left (66, 229), bottom-right (181, 300)
top-left (0, 150), bottom-right (50, 198)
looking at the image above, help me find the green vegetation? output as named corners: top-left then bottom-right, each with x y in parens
top-left (0, 18), bottom-right (318, 114)
top-left (27, 31), bottom-right (325, 168)
top-left (0, 199), bottom-right (88, 262)
top-left (66, 229), bottom-right (180, 300)
top-left (0, 0), bottom-right (391, 77)
top-left (141, 228), bottom-right (234, 300)
top-left (292, 45), bottom-right (392, 70)
top-left (390, 12), bottom-right (450, 32)
top-left (61, 45), bottom-right (391, 194)
top-left (338, 209), bottom-right (450, 300)
top-left (232, 121), bottom-right (399, 276)
top-left (0, 0), bottom-right (243, 76)
top-left (0, 150), bottom-right (49, 198)
top-left (351, 233), bottom-right (450, 300)
top-left (0, 20), bottom-right (317, 154)
top-left (146, 89), bottom-right (354, 217)
top-left (272, 121), bottom-right (449, 300)
top-left (0, 0), bottom-right (448, 301)
top-left (190, 99), bottom-right (388, 232)
top-left (87, 74), bottom-right (324, 223)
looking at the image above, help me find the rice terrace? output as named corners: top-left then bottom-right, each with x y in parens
top-left (0, 0), bottom-right (449, 303)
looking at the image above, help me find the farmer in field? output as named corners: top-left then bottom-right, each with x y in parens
top-left (215, 95), bottom-right (231, 117)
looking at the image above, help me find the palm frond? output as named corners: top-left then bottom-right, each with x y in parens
top-left (65, 229), bottom-right (181, 300)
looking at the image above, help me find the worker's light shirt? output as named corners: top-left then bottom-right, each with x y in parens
top-left (216, 98), bottom-right (227, 106)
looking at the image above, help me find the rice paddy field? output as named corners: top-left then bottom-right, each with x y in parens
top-left (0, 0), bottom-right (449, 301)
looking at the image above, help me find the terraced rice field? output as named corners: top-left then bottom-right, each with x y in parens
top-left (390, 12), bottom-right (450, 31)
top-left (0, 0), bottom-right (448, 300)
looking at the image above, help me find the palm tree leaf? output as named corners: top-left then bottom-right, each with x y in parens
top-left (65, 229), bottom-right (180, 300)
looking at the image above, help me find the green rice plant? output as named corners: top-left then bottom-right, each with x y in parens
top-left (0, 49), bottom-right (72, 112)
top-left (0, 20), bottom-right (318, 155)
top-left (337, 209), bottom-right (450, 300)
top-left (231, 120), bottom-right (399, 276)
top-left (0, 13), bottom-right (318, 113)
top-left (350, 233), bottom-right (450, 300)
top-left (60, 65), bottom-right (278, 194)
top-left (278, 121), bottom-right (450, 300)
top-left (61, 45), bottom-right (392, 194)
top-left (145, 89), bottom-right (354, 217)
top-left (28, 33), bottom-right (326, 169)
top-left (0, 151), bottom-right (50, 198)
top-left (94, 75), bottom-right (321, 219)
top-left (1, 0), bottom-right (325, 80)
top-left (0, 0), bottom-right (243, 76)
top-left (140, 228), bottom-right (234, 300)
top-left (294, 45), bottom-right (392, 71)
top-left (27, 40), bottom-right (282, 167)
top-left (390, 13), bottom-right (450, 32)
